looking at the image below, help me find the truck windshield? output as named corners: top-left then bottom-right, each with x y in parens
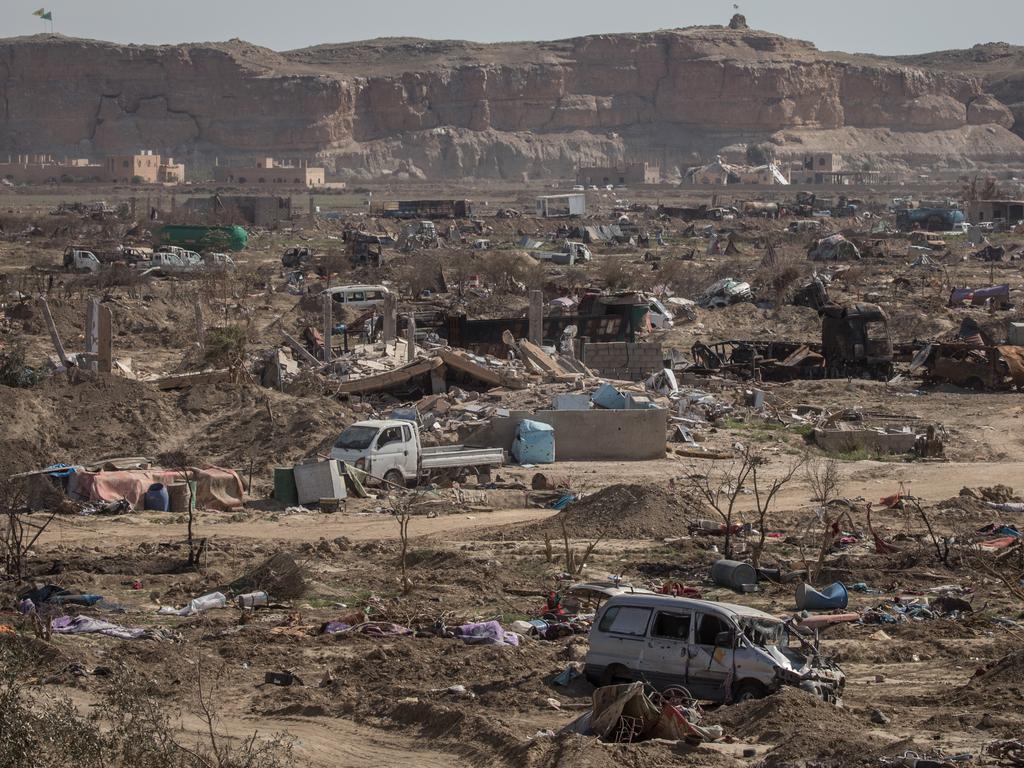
top-left (334, 426), bottom-right (378, 450)
top-left (740, 617), bottom-right (784, 647)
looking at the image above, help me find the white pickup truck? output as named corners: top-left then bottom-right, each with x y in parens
top-left (330, 419), bottom-right (504, 487)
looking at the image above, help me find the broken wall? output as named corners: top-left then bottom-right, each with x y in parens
top-left (582, 342), bottom-right (664, 381)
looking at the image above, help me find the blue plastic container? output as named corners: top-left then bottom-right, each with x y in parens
top-left (143, 483), bottom-right (170, 512)
top-left (592, 383), bottom-right (627, 410)
top-left (795, 581), bottom-right (849, 611)
top-left (512, 420), bottom-right (555, 464)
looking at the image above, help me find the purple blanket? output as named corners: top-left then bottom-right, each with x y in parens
top-left (454, 620), bottom-right (520, 646)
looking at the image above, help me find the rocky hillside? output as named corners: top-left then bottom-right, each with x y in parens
top-left (1, 25), bottom-right (1022, 179)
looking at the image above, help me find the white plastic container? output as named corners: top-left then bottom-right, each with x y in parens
top-left (292, 460), bottom-right (347, 505)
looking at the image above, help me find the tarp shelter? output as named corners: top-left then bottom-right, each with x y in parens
top-left (68, 466), bottom-right (245, 511)
top-left (512, 420), bottom-right (555, 464)
top-left (808, 234), bottom-right (861, 261)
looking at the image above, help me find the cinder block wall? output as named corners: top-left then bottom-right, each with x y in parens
top-left (583, 342), bottom-right (664, 381)
top-left (465, 408), bottom-right (667, 461)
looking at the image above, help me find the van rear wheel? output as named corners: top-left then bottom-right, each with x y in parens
top-left (732, 680), bottom-right (768, 703)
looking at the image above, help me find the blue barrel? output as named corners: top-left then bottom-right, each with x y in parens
top-left (144, 483), bottom-right (170, 511)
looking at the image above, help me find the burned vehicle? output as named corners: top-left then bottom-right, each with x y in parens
top-left (584, 594), bottom-right (845, 704)
top-left (820, 303), bottom-right (893, 379)
top-left (913, 343), bottom-right (1024, 391)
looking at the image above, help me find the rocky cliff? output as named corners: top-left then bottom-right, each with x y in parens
top-left (1, 26), bottom-right (1022, 179)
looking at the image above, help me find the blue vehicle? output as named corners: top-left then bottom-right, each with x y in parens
top-left (896, 207), bottom-right (965, 232)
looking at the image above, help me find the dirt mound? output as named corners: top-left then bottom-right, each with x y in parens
top-left (707, 688), bottom-right (884, 767)
top-left (951, 649), bottom-right (1024, 704)
top-left (226, 551), bottom-right (306, 599)
top-left (518, 484), bottom-right (688, 540)
top-left (959, 485), bottom-right (1021, 503)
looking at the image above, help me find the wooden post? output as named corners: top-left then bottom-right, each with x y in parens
top-left (322, 293), bottom-right (333, 364)
top-left (39, 298), bottom-right (70, 366)
top-left (97, 305), bottom-right (113, 374)
top-left (194, 301), bottom-right (205, 348)
top-left (85, 298), bottom-right (99, 372)
top-left (405, 315), bottom-right (417, 362)
top-left (528, 289), bottom-right (543, 346)
top-left (382, 292), bottom-right (397, 342)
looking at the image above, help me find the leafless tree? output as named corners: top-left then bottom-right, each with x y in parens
top-left (156, 451), bottom-right (203, 568)
top-left (681, 446), bottom-right (757, 559)
top-left (750, 454), bottom-right (805, 569)
top-left (559, 516), bottom-right (608, 576)
top-left (1, 479), bottom-right (56, 582)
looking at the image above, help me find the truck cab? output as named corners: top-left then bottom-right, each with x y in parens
top-left (63, 247), bottom-right (100, 273)
top-left (331, 419), bottom-right (420, 487)
top-left (330, 419), bottom-right (504, 486)
top-left (820, 303), bottom-right (893, 379)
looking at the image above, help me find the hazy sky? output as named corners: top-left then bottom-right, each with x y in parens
top-left (6, 0), bottom-right (1023, 55)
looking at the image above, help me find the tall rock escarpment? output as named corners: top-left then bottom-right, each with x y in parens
top-left (0, 26), bottom-right (1020, 179)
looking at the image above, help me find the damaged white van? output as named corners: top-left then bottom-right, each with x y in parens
top-left (584, 594), bottom-right (844, 704)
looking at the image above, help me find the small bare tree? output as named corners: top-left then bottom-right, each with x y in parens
top-left (155, 450), bottom-right (202, 568)
top-left (559, 517), bottom-right (608, 576)
top-left (750, 454), bottom-right (805, 569)
top-left (805, 456), bottom-right (841, 506)
top-left (682, 446), bottom-right (757, 559)
top-left (1, 479), bottom-right (56, 582)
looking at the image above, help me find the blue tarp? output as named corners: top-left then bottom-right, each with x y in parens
top-left (512, 419), bottom-right (555, 464)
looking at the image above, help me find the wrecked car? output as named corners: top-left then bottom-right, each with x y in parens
top-left (698, 278), bottom-right (753, 309)
top-left (584, 594), bottom-right (845, 704)
top-left (914, 342), bottom-right (1024, 391)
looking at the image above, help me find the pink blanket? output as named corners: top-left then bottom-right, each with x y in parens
top-left (69, 466), bottom-right (245, 511)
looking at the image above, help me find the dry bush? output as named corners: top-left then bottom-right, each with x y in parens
top-left (754, 251), bottom-right (810, 305)
top-left (0, 649), bottom-right (295, 768)
top-left (596, 256), bottom-right (633, 290)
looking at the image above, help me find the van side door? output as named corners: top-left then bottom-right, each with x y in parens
top-left (639, 610), bottom-right (692, 690)
top-left (686, 611), bottom-right (736, 703)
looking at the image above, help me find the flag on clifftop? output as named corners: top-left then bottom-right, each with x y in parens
top-left (32, 8), bottom-right (45, 16)
top-left (41, 11), bottom-right (52, 20)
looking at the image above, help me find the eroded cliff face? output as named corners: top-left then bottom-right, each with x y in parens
top-left (0, 27), bottom-right (1020, 179)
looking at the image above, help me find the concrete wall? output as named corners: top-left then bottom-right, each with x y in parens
top-left (465, 408), bottom-right (667, 461)
top-left (583, 341), bottom-right (663, 381)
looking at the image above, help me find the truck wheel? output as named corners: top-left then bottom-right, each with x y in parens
top-left (383, 470), bottom-right (405, 489)
top-left (732, 680), bottom-right (768, 703)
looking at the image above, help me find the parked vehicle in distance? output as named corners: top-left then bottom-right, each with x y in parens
top-left (330, 419), bottom-right (504, 486)
top-left (909, 231), bottom-right (946, 250)
top-left (584, 593), bottom-right (845, 704)
top-left (322, 284), bottom-right (391, 310)
top-left (63, 248), bottom-right (101, 273)
top-left (204, 252), bottom-right (236, 270)
top-left (530, 241), bottom-right (592, 265)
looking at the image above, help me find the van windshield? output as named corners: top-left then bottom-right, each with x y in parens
top-left (739, 617), bottom-right (784, 647)
top-left (334, 426), bottom-right (378, 450)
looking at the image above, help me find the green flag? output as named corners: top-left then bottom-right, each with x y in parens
top-left (41, 11), bottom-right (52, 20)
top-left (32, 7), bottom-right (45, 16)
